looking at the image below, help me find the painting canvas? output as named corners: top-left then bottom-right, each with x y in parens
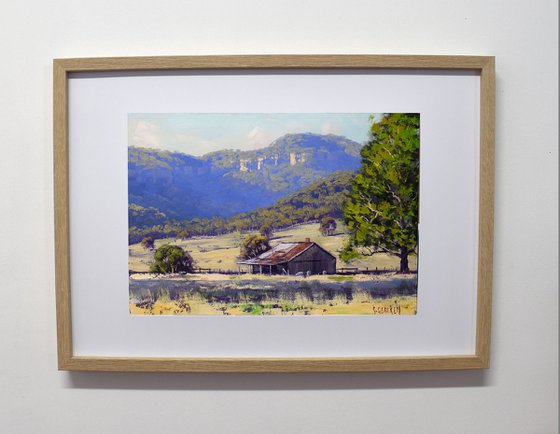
top-left (128, 113), bottom-right (419, 315)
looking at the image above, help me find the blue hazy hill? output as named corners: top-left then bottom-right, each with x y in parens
top-left (128, 133), bottom-right (362, 225)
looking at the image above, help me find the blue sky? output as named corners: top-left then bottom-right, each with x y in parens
top-left (128, 113), bottom-right (379, 156)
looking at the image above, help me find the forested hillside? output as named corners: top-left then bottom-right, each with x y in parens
top-left (129, 170), bottom-right (355, 244)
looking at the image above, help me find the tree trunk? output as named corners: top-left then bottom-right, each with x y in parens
top-left (399, 247), bottom-right (409, 273)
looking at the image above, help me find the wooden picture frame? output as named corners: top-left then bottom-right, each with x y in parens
top-left (54, 55), bottom-right (494, 372)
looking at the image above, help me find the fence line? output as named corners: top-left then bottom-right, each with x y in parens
top-left (130, 267), bottom-right (417, 276)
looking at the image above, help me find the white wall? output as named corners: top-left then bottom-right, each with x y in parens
top-left (0, 1), bottom-right (557, 433)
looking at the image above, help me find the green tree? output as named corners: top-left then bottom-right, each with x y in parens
top-left (176, 229), bottom-right (190, 240)
top-left (319, 216), bottom-right (337, 236)
top-left (150, 244), bottom-right (195, 274)
top-left (141, 236), bottom-right (155, 250)
top-left (240, 235), bottom-right (270, 260)
top-left (342, 113), bottom-right (420, 273)
top-left (259, 223), bottom-right (273, 238)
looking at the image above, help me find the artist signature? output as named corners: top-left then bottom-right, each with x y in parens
top-left (372, 305), bottom-right (401, 315)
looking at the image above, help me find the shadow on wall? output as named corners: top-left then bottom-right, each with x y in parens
top-left (64, 369), bottom-right (489, 391)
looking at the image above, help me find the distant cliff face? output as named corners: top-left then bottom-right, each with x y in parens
top-left (204, 132), bottom-right (361, 172)
top-left (128, 133), bottom-right (362, 223)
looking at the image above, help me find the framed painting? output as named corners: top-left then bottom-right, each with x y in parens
top-left (54, 55), bottom-right (494, 372)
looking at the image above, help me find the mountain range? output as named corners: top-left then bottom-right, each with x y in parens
top-left (129, 133), bottom-right (363, 226)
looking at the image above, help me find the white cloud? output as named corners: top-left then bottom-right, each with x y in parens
top-left (129, 121), bottom-right (162, 148)
top-left (321, 122), bottom-right (338, 135)
top-left (247, 126), bottom-right (264, 139)
top-left (245, 126), bottom-right (275, 149)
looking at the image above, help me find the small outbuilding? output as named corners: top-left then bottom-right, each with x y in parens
top-left (238, 238), bottom-right (336, 275)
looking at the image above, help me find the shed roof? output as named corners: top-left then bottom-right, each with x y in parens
top-left (238, 242), bottom-right (315, 266)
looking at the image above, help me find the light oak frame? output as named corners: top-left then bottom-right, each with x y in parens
top-left (54, 55), bottom-right (495, 372)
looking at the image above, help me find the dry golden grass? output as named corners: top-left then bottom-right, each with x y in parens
top-left (129, 273), bottom-right (417, 316)
top-left (129, 295), bottom-right (417, 316)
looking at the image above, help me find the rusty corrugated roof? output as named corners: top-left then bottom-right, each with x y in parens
top-left (238, 242), bottom-right (314, 266)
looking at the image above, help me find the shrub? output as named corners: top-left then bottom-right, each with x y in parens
top-left (176, 229), bottom-right (190, 240)
top-left (149, 244), bottom-right (195, 274)
top-left (319, 216), bottom-right (337, 236)
top-left (141, 236), bottom-right (155, 250)
top-left (259, 224), bottom-right (273, 238)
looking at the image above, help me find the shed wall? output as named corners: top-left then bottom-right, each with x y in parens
top-left (286, 245), bottom-right (336, 274)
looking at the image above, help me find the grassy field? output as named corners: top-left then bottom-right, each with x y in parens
top-left (129, 222), bottom-right (418, 316)
top-left (129, 221), bottom-right (417, 273)
top-left (129, 273), bottom-right (417, 316)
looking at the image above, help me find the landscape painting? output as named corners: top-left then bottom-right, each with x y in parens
top-left (128, 113), bottom-right (419, 315)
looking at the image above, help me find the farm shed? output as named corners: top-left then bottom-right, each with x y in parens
top-left (238, 239), bottom-right (336, 275)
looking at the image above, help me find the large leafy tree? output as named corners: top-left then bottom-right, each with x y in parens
top-left (150, 244), bottom-right (195, 274)
top-left (240, 235), bottom-right (270, 260)
top-left (342, 113), bottom-right (420, 273)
